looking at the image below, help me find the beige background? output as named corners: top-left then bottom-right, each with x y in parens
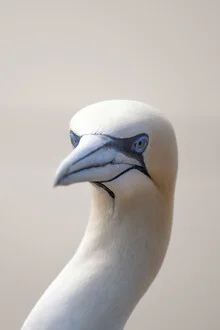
top-left (0, 1), bottom-right (220, 329)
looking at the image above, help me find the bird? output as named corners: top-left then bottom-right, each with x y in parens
top-left (21, 100), bottom-right (178, 330)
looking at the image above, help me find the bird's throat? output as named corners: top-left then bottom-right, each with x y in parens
top-left (66, 186), bottom-right (172, 330)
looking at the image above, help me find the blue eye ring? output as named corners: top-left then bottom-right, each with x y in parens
top-left (132, 135), bottom-right (149, 154)
top-left (69, 131), bottom-right (80, 148)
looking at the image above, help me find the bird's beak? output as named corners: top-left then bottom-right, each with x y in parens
top-left (54, 134), bottom-right (140, 187)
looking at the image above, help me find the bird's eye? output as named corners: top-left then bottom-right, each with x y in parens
top-left (132, 135), bottom-right (149, 153)
top-left (70, 131), bottom-right (80, 148)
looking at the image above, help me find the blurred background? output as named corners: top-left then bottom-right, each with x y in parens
top-left (0, 1), bottom-right (219, 329)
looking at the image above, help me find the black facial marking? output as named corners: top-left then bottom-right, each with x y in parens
top-left (99, 133), bottom-right (151, 179)
top-left (69, 131), bottom-right (81, 148)
top-left (69, 132), bottom-right (151, 199)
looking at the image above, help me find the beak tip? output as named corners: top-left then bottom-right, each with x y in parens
top-left (53, 181), bottom-right (58, 188)
top-left (53, 175), bottom-right (62, 188)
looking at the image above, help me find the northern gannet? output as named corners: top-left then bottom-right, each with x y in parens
top-left (21, 100), bottom-right (178, 330)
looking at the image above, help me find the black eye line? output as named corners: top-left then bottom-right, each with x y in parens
top-left (69, 131), bottom-right (150, 173)
top-left (77, 133), bottom-right (149, 154)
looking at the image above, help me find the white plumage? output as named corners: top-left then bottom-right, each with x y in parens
top-left (21, 100), bottom-right (178, 330)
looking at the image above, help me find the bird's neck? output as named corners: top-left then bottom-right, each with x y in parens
top-left (69, 186), bottom-right (173, 330)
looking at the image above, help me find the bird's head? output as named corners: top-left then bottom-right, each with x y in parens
top-left (54, 100), bottom-right (178, 201)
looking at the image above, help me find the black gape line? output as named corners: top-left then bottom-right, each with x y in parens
top-left (70, 131), bottom-right (151, 199)
top-left (94, 182), bottom-right (115, 199)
